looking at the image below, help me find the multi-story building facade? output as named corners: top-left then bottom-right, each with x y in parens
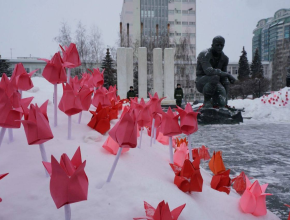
top-left (252, 8), bottom-right (290, 61)
top-left (120, 0), bottom-right (196, 60)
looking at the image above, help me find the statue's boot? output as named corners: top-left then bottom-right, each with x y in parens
top-left (203, 82), bottom-right (216, 108)
top-left (203, 95), bottom-right (213, 108)
top-left (212, 83), bottom-right (227, 108)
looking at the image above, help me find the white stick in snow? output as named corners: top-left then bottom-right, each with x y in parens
top-left (39, 144), bottom-right (49, 177)
top-left (54, 84), bottom-right (57, 127)
top-left (188, 134), bottom-right (193, 162)
top-left (67, 68), bottom-right (71, 83)
top-left (153, 127), bottom-right (157, 144)
top-left (19, 90), bottom-right (22, 98)
top-left (64, 204), bottom-right (71, 220)
top-left (78, 111), bottom-right (82, 124)
top-left (8, 128), bottom-right (13, 143)
top-left (0, 128), bottom-right (7, 148)
top-left (169, 137), bottom-right (174, 164)
top-left (68, 116), bottom-right (72, 140)
top-left (138, 127), bottom-right (143, 148)
top-left (150, 118), bottom-right (155, 147)
top-left (106, 147), bottom-right (122, 183)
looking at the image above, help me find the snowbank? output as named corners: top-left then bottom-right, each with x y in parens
top-left (228, 88), bottom-right (290, 123)
top-left (0, 77), bottom-right (279, 220)
top-left (193, 87), bottom-right (290, 124)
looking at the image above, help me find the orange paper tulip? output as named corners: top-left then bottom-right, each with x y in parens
top-left (208, 151), bottom-right (226, 175)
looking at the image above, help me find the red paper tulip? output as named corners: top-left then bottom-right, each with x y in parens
top-left (89, 68), bottom-right (104, 87)
top-left (0, 83), bottom-right (33, 128)
top-left (0, 173), bottom-right (8, 202)
top-left (10, 63), bottom-right (38, 91)
top-left (173, 143), bottom-right (189, 167)
top-left (231, 171), bottom-right (247, 195)
top-left (156, 130), bottom-right (169, 145)
top-left (92, 87), bottom-right (112, 108)
top-left (176, 103), bottom-right (199, 135)
top-left (42, 147), bottom-right (88, 209)
top-left (170, 158), bottom-right (203, 193)
top-left (41, 52), bottom-right (70, 84)
top-left (60, 43), bottom-right (81, 68)
top-left (80, 72), bottom-right (93, 89)
top-left (102, 136), bottom-right (129, 155)
top-left (211, 169), bottom-right (231, 194)
top-left (88, 108), bottom-right (110, 134)
top-left (21, 100), bottom-right (53, 145)
top-left (137, 105), bottom-right (152, 128)
top-left (108, 85), bottom-right (118, 102)
top-left (134, 201), bottom-right (186, 220)
top-left (199, 145), bottom-right (211, 161)
top-left (21, 97), bottom-right (35, 120)
top-left (109, 110), bottom-right (137, 148)
top-left (239, 177), bottom-right (271, 216)
top-left (160, 107), bottom-right (181, 137)
top-left (69, 76), bottom-right (81, 94)
top-left (78, 86), bottom-right (93, 111)
top-left (147, 92), bottom-right (165, 118)
top-left (58, 83), bottom-right (83, 116)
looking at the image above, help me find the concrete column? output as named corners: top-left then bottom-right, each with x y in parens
top-left (193, 65), bottom-right (197, 81)
top-left (126, 48), bottom-right (134, 91)
top-left (117, 48), bottom-right (127, 99)
top-left (153, 48), bottom-right (163, 97)
top-left (164, 48), bottom-right (175, 100)
top-left (138, 47), bottom-right (147, 99)
top-left (133, 0), bottom-right (141, 46)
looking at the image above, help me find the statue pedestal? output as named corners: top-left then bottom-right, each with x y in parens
top-left (197, 107), bottom-right (243, 125)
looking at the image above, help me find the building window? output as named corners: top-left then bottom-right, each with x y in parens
top-left (189, 33), bottom-right (195, 38)
top-left (182, 10), bottom-right (188, 14)
top-left (176, 21), bottom-right (181, 25)
top-left (189, 22), bottom-right (195, 26)
top-left (176, 33), bottom-right (181, 36)
top-left (188, 10), bottom-right (195, 15)
top-left (25, 68), bottom-right (30, 73)
top-left (125, 11), bottom-right (133, 14)
top-left (168, 21), bottom-right (174, 25)
top-left (170, 33), bottom-right (175, 37)
top-left (36, 68), bottom-right (41, 74)
top-left (182, 22), bottom-right (188, 25)
top-left (189, 0), bottom-right (195, 2)
top-left (190, 44), bottom-right (195, 49)
top-left (175, 9), bottom-right (181, 14)
top-left (168, 10), bottom-right (174, 14)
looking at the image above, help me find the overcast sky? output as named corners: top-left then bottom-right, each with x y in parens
top-left (0, 0), bottom-right (289, 61)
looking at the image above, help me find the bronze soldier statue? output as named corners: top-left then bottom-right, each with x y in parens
top-left (196, 36), bottom-right (236, 108)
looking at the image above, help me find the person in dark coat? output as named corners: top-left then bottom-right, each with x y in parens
top-left (174, 84), bottom-right (183, 107)
top-left (127, 86), bottom-right (136, 99)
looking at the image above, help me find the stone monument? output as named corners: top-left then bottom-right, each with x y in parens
top-left (195, 36), bottom-right (243, 124)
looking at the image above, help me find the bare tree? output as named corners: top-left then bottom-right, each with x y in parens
top-left (54, 22), bottom-right (72, 47)
top-left (89, 25), bottom-right (104, 64)
top-left (75, 21), bottom-right (89, 65)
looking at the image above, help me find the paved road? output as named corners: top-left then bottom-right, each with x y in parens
top-left (190, 122), bottom-right (290, 219)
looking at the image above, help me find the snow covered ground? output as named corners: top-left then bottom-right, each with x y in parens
top-left (0, 77), bottom-right (282, 220)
